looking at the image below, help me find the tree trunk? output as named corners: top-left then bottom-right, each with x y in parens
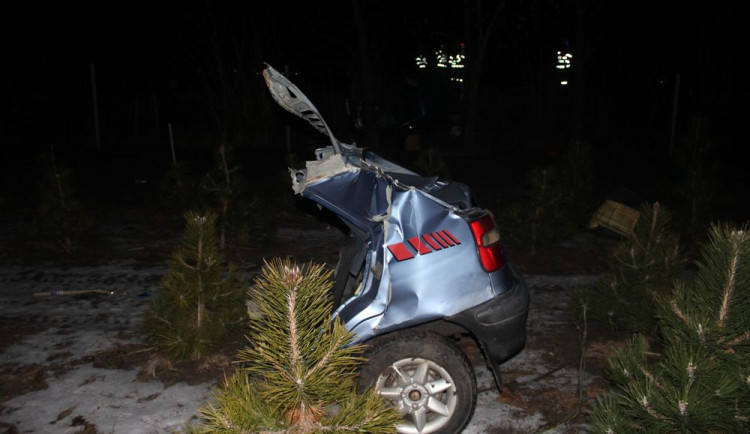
top-left (462, 0), bottom-right (503, 150)
top-left (462, 56), bottom-right (481, 149)
top-left (351, 0), bottom-right (380, 149)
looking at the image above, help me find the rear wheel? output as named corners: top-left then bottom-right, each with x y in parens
top-left (358, 332), bottom-right (476, 434)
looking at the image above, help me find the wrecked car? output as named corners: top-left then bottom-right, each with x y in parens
top-left (263, 65), bottom-right (529, 434)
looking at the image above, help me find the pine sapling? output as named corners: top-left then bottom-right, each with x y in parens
top-left (158, 160), bottom-right (196, 211)
top-left (142, 211), bottom-right (248, 360)
top-left (573, 202), bottom-right (685, 336)
top-left (30, 147), bottom-right (90, 253)
top-left (200, 143), bottom-right (254, 249)
top-left (192, 259), bottom-right (400, 433)
top-left (589, 222), bottom-right (750, 433)
top-left (502, 165), bottom-right (576, 255)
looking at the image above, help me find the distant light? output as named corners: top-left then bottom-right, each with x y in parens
top-left (448, 53), bottom-right (465, 68)
top-left (560, 80), bottom-right (568, 85)
top-left (417, 44), bottom-right (466, 70)
top-left (556, 51), bottom-right (573, 69)
top-left (436, 49), bottom-right (448, 68)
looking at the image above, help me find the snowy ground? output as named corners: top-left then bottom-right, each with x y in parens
top-left (0, 223), bottom-right (611, 433)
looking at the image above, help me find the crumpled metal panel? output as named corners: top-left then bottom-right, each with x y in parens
top-left (345, 186), bottom-right (498, 341)
top-left (263, 65), bottom-right (341, 153)
top-left (291, 144), bottom-right (506, 343)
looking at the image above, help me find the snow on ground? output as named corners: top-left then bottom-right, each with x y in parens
top-left (0, 263), bottom-right (215, 433)
top-left (4, 365), bottom-right (211, 433)
top-left (1, 251), bottom-right (603, 433)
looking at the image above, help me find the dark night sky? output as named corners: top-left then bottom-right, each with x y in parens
top-left (8, 2), bottom-right (744, 89)
top-left (3, 1), bottom-right (749, 219)
top-left (5, 2), bottom-right (746, 102)
top-left (8, 3), bottom-right (182, 91)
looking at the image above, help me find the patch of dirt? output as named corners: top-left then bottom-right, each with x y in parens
top-left (0, 422), bottom-right (18, 434)
top-left (90, 342), bottom-right (156, 371)
top-left (583, 336), bottom-right (629, 375)
top-left (0, 317), bottom-right (44, 353)
top-left (0, 364), bottom-right (48, 401)
top-left (494, 336), bottom-right (621, 432)
top-left (70, 415), bottom-right (97, 433)
top-left (136, 331), bottom-right (247, 387)
top-left (86, 330), bottom-right (248, 388)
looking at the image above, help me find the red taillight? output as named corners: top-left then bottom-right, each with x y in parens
top-left (469, 214), bottom-right (505, 272)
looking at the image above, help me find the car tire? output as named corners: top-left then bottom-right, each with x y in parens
top-left (358, 331), bottom-right (477, 434)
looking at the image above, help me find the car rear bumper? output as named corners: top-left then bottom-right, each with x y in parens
top-left (446, 265), bottom-right (529, 391)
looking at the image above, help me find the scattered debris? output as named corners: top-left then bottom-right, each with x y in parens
top-left (33, 289), bottom-right (113, 297)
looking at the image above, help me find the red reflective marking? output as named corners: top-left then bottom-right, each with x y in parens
top-left (431, 232), bottom-right (449, 248)
top-left (443, 229), bottom-right (461, 244)
top-left (437, 231), bottom-right (455, 246)
top-left (387, 243), bottom-right (415, 261)
top-left (422, 234), bottom-right (442, 250)
top-left (409, 236), bottom-right (432, 255)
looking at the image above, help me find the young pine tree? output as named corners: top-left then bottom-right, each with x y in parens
top-left (500, 141), bottom-right (595, 255)
top-left (666, 116), bottom-right (722, 252)
top-left (590, 222), bottom-right (750, 433)
top-left (158, 160), bottom-right (196, 212)
top-left (30, 148), bottom-right (90, 252)
top-left (193, 259), bottom-right (400, 433)
top-left (200, 143), bottom-right (269, 249)
top-left (501, 166), bottom-right (577, 255)
top-left (142, 211), bottom-right (248, 360)
top-left (573, 202), bottom-right (685, 335)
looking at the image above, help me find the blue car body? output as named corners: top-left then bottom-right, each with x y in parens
top-left (264, 65), bottom-right (529, 392)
